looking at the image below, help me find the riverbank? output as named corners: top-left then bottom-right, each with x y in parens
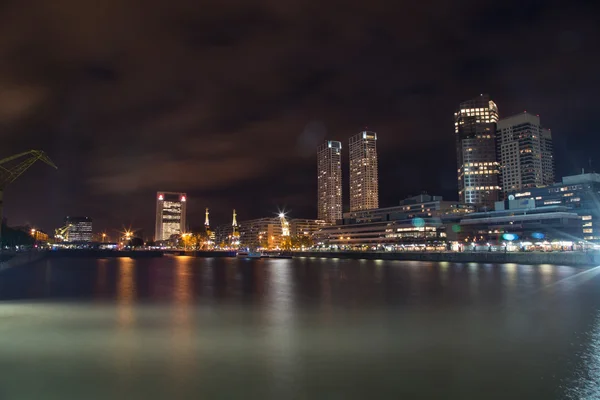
top-left (0, 252), bottom-right (46, 272)
top-left (293, 250), bottom-right (600, 266)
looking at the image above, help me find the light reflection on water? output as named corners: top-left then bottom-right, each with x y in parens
top-left (1, 257), bottom-right (600, 399)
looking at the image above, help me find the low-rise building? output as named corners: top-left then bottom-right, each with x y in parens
top-left (456, 203), bottom-right (582, 250)
top-left (238, 217), bottom-right (283, 249)
top-left (509, 172), bottom-right (600, 242)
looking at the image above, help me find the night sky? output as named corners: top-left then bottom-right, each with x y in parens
top-left (1, 0), bottom-right (599, 238)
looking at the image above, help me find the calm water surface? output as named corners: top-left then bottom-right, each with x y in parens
top-left (1, 256), bottom-right (600, 399)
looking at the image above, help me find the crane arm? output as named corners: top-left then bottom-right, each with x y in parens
top-left (0, 150), bottom-right (57, 189)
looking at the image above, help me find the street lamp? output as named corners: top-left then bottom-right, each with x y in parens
top-left (102, 233), bottom-right (107, 243)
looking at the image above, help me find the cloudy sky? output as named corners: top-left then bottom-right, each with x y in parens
top-left (0, 0), bottom-right (598, 237)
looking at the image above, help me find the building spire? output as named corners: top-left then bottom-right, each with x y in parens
top-left (204, 208), bottom-right (210, 228)
top-left (232, 209), bottom-right (238, 227)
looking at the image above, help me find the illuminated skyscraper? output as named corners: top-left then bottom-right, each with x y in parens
top-left (155, 192), bottom-right (187, 241)
top-left (497, 112), bottom-right (555, 193)
top-left (349, 131), bottom-right (378, 211)
top-left (317, 140), bottom-right (342, 223)
top-left (455, 95), bottom-right (501, 208)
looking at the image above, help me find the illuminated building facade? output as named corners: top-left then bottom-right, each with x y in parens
top-left (237, 217), bottom-right (282, 249)
top-left (510, 173), bottom-right (600, 242)
top-left (455, 95), bottom-right (501, 209)
top-left (349, 131), bottom-right (379, 211)
top-left (314, 195), bottom-right (472, 248)
top-left (155, 192), bottom-right (187, 241)
top-left (289, 219), bottom-right (327, 237)
top-left (65, 216), bottom-right (93, 242)
top-left (317, 141), bottom-right (342, 223)
top-left (497, 112), bottom-right (554, 194)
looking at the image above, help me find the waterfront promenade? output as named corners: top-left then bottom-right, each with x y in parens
top-left (2, 249), bottom-right (599, 269)
top-left (295, 250), bottom-right (600, 266)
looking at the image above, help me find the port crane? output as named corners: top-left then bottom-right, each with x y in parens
top-left (54, 224), bottom-right (73, 242)
top-left (0, 150), bottom-right (57, 248)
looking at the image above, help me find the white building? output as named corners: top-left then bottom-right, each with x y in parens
top-left (349, 131), bottom-right (379, 211)
top-left (317, 141), bottom-right (342, 223)
top-left (496, 112), bottom-right (555, 194)
top-left (65, 216), bottom-right (93, 242)
top-left (155, 192), bottom-right (187, 241)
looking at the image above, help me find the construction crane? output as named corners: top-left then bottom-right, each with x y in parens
top-left (0, 150), bottom-right (57, 248)
top-left (54, 224), bottom-right (72, 242)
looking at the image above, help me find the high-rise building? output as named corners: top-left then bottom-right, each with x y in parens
top-left (455, 94), bottom-right (501, 208)
top-left (155, 192), bottom-right (187, 241)
top-left (317, 141), bottom-right (342, 223)
top-left (541, 128), bottom-right (555, 187)
top-left (496, 112), bottom-right (555, 193)
top-left (65, 216), bottom-right (93, 242)
top-left (349, 131), bottom-right (379, 211)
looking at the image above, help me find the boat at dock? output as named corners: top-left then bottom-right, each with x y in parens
top-left (236, 251), bottom-right (262, 259)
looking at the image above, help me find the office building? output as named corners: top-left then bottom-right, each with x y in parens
top-left (155, 192), bottom-right (187, 241)
top-left (65, 216), bottom-right (93, 242)
top-left (317, 141), bottom-right (343, 223)
top-left (455, 94), bottom-right (501, 209)
top-left (497, 112), bottom-right (555, 194)
top-left (349, 131), bottom-right (379, 211)
top-left (510, 172), bottom-right (600, 242)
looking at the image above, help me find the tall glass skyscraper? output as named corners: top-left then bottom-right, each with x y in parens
top-left (455, 95), bottom-right (501, 209)
top-left (155, 192), bottom-right (187, 241)
top-left (317, 141), bottom-right (342, 223)
top-left (349, 131), bottom-right (379, 211)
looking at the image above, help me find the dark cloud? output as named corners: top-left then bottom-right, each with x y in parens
top-left (0, 0), bottom-right (598, 237)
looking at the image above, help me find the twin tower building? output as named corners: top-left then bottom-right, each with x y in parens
top-left (317, 131), bottom-right (379, 224)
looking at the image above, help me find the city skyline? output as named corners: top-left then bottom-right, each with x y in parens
top-left (0, 0), bottom-right (598, 235)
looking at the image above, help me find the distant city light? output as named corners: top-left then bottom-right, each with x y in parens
top-left (158, 194), bottom-right (164, 200)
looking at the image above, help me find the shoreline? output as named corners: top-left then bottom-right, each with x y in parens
top-left (292, 250), bottom-right (600, 266)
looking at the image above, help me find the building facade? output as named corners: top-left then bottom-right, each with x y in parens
top-left (497, 112), bottom-right (555, 194)
top-left (349, 131), bottom-right (379, 211)
top-left (510, 173), bottom-right (600, 242)
top-left (314, 195), bottom-right (472, 249)
top-left (343, 194), bottom-right (474, 224)
top-left (155, 192), bottom-right (187, 241)
top-left (317, 141), bottom-right (342, 223)
top-left (289, 219), bottom-right (327, 237)
top-left (65, 216), bottom-right (93, 242)
top-left (457, 203), bottom-right (582, 249)
top-left (238, 217), bottom-right (283, 249)
top-left (455, 95), bottom-right (501, 209)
